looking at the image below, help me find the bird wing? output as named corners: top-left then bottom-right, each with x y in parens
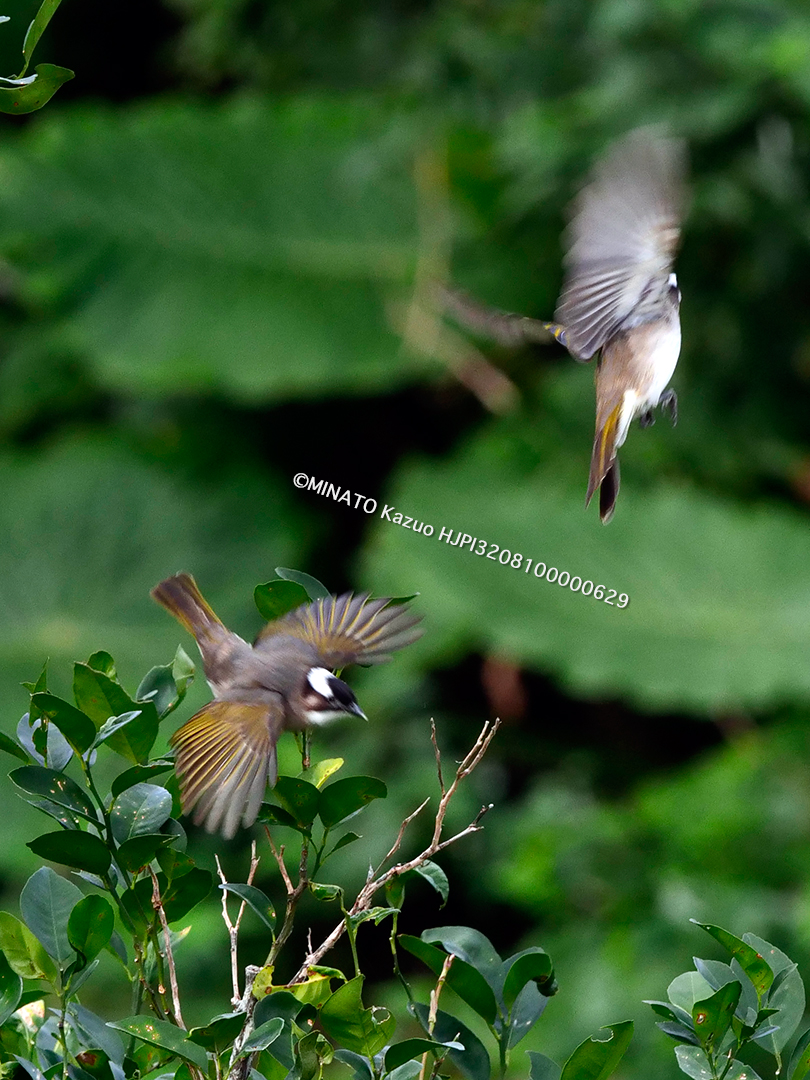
top-left (171, 699), bottom-right (283, 839)
top-left (254, 592), bottom-right (422, 669)
top-left (555, 128), bottom-right (685, 361)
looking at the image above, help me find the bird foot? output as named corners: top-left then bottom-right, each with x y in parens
top-left (659, 388), bottom-right (678, 426)
top-left (638, 409), bottom-right (655, 429)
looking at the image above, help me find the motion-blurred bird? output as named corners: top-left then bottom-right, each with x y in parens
top-left (152, 573), bottom-right (422, 838)
top-left (439, 127), bottom-right (686, 523)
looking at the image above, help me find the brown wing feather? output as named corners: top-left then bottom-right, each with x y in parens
top-left (254, 592), bottom-right (422, 669)
top-left (171, 700), bottom-right (282, 838)
top-left (556, 128), bottom-right (685, 360)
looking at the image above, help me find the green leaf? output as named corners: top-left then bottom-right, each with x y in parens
top-left (0, 730), bottom-right (29, 762)
top-left (188, 1012), bottom-right (244, 1050)
top-left (239, 1017), bottom-right (285, 1054)
top-left (319, 976), bottom-right (394, 1058)
top-left (318, 776), bottom-right (387, 828)
top-left (18, 0), bottom-right (64, 76)
top-left (304, 757), bottom-right (344, 789)
top-left (10, 766), bottom-right (98, 823)
top-left (17, 714), bottom-right (72, 771)
top-left (72, 663), bottom-right (159, 763)
top-left (384, 1038), bottom-right (463, 1072)
top-left (527, 1053), bottom-right (562, 1080)
top-left (111, 762), bottom-right (173, 799)
top-left (116, 834), bottom-right (175, 873)
top-left (673, 1046), bottom-right (713, 1080)
top-left (327, 831), bottom-right (362, 859)
top-left (0, 950), bottom-right (23, 1026)
top-left (30, 694), bottom-right (95, 754)
top-left (399, 935), bottom-right (498, 1025)
top-left (310, 882), bottom-right (343, 902)
top-left (86, 652), bottom-right (116, 676)
top-left (668, 972), bottom-right (715, 1014)
top-left (219, 883), bottom-right (276, 931)
top-left (788, 1027), bottom-right (810, 1080)
top-left (136, 646), bottom-right (195, 720)
top-left (110, 783), bottom-right (172, 842)
top-left (0, 911), bottom-right (58, 982)
top-left (69, 1003), bottom-right (126, 1064)
top-left (692, 982), bottom-right (741, 1052)
top-left (161, 868), bottom-right (212, 922)
top-left (92, 710), bottom-right (144, 750)
top-left (275, 568), bottom-right (331, 601)
top-left (745, 933), bottom-right (805, 1053)
top-left (107, 1016), bottom-right (209, 1070)
top-left (559, 1021), bottom-right (633, 1080)
top-left (333, 1050), bottom-right (373, 1080)
top-left (406, 861), bottom-right (449, 906)
top-left (67, 895), bottom-right (114, 964)
top-left (27, 831), bottom-right (112, 875)
top-left (20, 866), bottom-right (82, 967)
top-left (502, 948), bottom-right (554, 1011)
top-left (420, 926), bottom-right (503, 988)
top-left (0, 64), bottom-right (73, 114)
top-left (255, 580), bottom-right (310, 621)
top-left (693, 922), bottom-right (774, 998)
top-left (274, 777), bottom-right (320, 829)
top-left (411, 1004), bottom-right (490, 1080)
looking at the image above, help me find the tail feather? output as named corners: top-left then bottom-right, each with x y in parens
top-left (586, 403), bottom-right (622, 523)
top-left (598, 459), bottom-right (620, 524)
top-left (151, 573), bottom-right (226, 644)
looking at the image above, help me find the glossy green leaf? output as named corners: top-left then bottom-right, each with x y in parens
top-left (333, 1050), bottom-right (373, 1080)
top-left (310, 882), bottom-right (343, 902)
top-left (788, 1027), bottom-right (810, 1080)
top-left (0, 912), bottom-right (58, 982)
top-left (110, 783), bottom-right (172, 842)
top-left (188, 1011), bottom-right (244, 1050)
top-left (327, 831), bottom-right (362, 859)
top-left (347, 906), bottom-right (397, 933)
top-left (254, 580), bottom-right (310, 621)
top-left (304, 757), bottom-right (344, 789)
top-left (67, 895), bottom-right (114, 964)
top-left (411, 1004), bottom-right (490, 1080)
top-left (385, 1062), bottom-right (421, 1080)
top-left (275, 568), bottom-right (330, 600)
top-left (673, 1046), bottom-right (713, 1080)
top-left (274, 777), bottom-right (320, 829)
top-left (502, 948), bottom-right (554, 1010)
top-left (319, 976), bottom-right (394, 1058)
top-left (20, 866), bottom-right (82, 967)
top-left (10, 766), bottom-right (98, 823)
top-left (30, 694), bottom-right (95, 754)
top-left (0, 64), bottom-right (73, 114)
top-left (110, 762), bottom-right (173, 799)
top-left (318, 776), bottom-right (387, 828)
top-left (161, 867), bottom-right (212, 922)
top-left (107, 1016), bottom-right (209, 1069)
top-left (68, 1003), bottom-right (126, 1064)
top-left (239, 1017), bottom-right (285, 1054)
top-left (384, 1038), bottom-right (463, 1072)
top-left (116, 833), bottom-right (174, 873)
top-left (692, 982), bottom-right (740, 1052)
top-left (0, 950), bottom-right (23, 1026)
top-left (219, 883), bottom-right (276, 931)
top-left (73, 663), bottom-right (159, 763)
top-left (668, 972), bottom-right (715, 1014)
top-left (527, 1053), bottom-right (562, 1080)
top-left (136, 646), bottom-right (194, 720)
top-left (399, 935), bottom-right (498, 1024)
top-left (421, 926), bottom-right (503, 988)
top-left (253, 990), bottom-right (307, 1068)
top-left (407, 861), bottom-right (449, 906)
top-left (91, 710), bottom-right (144, 750)
top-left (745, 933), bottom-right (805, 1053)
top-left (17, 714), bottom-right (72, 771)
top-left (18, 0), bottom-right (64, 76)
top-left (257, 804), bottom-right (298, 829)
top-left (0, 730), bottom-right (29, 762)
top-left (693, 922), bottom-right (774, 997)
top-left (559, 1021), bottom-right (633, 1080)
top-left (156, 847), bottom-right (195, 881)
top-left (27, 831), bottom-right (112, 875)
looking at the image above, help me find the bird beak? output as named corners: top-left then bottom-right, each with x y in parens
top-left (350, 702), bottom-right (368, 721)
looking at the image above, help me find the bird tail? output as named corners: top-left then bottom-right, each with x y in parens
top-left (151, 573), bottom-right (227, 645)
top-left (586, 403), bottom-right (622, 524)
top-left (171, 700), bottom-right (281, 839)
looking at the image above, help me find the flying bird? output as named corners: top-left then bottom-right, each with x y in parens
top-left (152, 573), bottom-right (422, 838)
top-left (440, 127), bottom-right (686, 523)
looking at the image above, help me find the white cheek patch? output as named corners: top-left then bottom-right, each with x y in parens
top-left (307, 667), bottom-right (335, 698)
top-left (304, 707), bottom-right (349, 727)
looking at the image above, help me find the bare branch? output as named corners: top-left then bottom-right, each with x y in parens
top-left (291, 719), bottom-right (501, 981)
top-left (150, 869), bottom-right (185, 1029)
top-left (430, 719), bottom-right (444, 796)
top-left (216, 844), bottom-right (261, 1005)
top-left (265, 829), bottom-right (294, 894)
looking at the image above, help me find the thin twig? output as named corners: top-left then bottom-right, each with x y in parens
top-left (216, 842), bottom-right (260, 1005)
top-left (420, 951), bottom-right (455, 1080)
top-left (149, 869), bottom-right (184, 1029)
top-left (291, 720), bottom-right (500, 982)
top-left (266, 831), bottom-right (294, 893)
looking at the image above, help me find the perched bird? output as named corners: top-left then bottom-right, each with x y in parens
top-left (439, 127), bottom-right (686, 523)
top-left (152, 573), bottom-right (422, 838)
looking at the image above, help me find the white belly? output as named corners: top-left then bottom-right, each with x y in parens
top-left (615, 321), bottom-right (681, 449)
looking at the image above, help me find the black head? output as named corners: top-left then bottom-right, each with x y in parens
top-left (302, 667), bottom-right (367, 726)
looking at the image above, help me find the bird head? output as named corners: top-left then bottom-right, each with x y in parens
top-left (301, 666), bottom-right (367, 725)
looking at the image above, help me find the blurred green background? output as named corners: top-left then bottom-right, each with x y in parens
top-left (3, 0), bottom-right (810, 1076)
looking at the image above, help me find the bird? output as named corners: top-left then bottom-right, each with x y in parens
top-left (438, 127), bottom-right (686, 523)
top-left (151, 573), bottom-right (422, 838)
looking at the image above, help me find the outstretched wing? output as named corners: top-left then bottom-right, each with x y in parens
top-left (555, 128), bottom-right (685, 361)
top-left (254, 592), bottom-right (422, 670)
top-left (171, 699), bottom-right (283, 839)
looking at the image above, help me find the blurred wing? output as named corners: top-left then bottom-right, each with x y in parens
top-left (171, 699), bottom-right (282, 839)
top-left (255, 592), bottom-right (422, 669)
top-left (438, 284), bottom-right (564, 348)
top-left (555, 128), bottom-right (685, 360)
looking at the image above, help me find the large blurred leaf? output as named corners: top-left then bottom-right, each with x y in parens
top-left (19, 866), bottom-right (81, 967)
top-left (0, 98), bottom-right (438, 402)
top-left (363, 415), bottom-right (810, 713)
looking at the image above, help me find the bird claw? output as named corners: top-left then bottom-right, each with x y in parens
top-left (660, 388), bottom-right (678, 426)
top-left (638, 409), bottom-right (655, 429)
